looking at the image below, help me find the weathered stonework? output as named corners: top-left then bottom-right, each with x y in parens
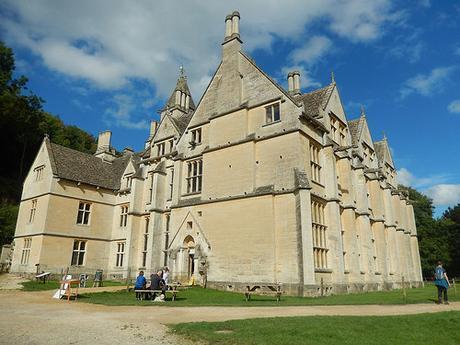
top-left (10, 11), bottom-right (423, 295)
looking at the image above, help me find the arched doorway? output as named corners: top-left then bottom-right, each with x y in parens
top-left (183, 235), bottom-right (195, 279)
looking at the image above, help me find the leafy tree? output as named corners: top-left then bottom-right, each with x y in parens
top-left (0, 41), bottom-right (97, 245)
top-left (442, 204), bottom-right (460, 277)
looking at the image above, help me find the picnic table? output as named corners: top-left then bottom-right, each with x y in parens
top-left (245, 284), bottom-right (283, 302)
top-left (35, 271), bottom-right (51, 284)
top-left (135, 283), bottom-right (181, 301)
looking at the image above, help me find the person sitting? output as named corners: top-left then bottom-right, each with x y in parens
top-left (150, 269), bottom-right (166, 301)
top-left (134, 271), bottom-right (147, 300)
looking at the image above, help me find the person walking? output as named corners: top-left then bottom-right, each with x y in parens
top-left (434, 261), bottom-right (450, 305)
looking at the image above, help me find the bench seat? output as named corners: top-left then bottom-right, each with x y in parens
top-left (134, 289), bottom-right (178, 301)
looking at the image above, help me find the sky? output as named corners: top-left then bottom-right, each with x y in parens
top-left (0, 0), bottom-right (459, 216)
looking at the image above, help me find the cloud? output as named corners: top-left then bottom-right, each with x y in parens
top-left (105, 94), bottom-right (149, 130)
top-left (0, 0), bottom-right (401, 101)
top-left (399, 66), bottom-right (456, 99)
top-left (290, 36), bottom-right (333, 66)
top-left (388, 31), bottom-right (424, 63)
top-left (397, 168), bottom-right (449, 189)
top-left (418, 0), bottom-right (431, 8)
top-left (425, 184), bottom-right (460, 207)
top-left (280, 65), bottom-right (321, 90)
top-left (448, 100), bottom-right (460, 113)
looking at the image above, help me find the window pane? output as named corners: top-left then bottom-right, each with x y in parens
top-left (78, 252), bottom-right (85, 266)
top-left (273, 104), bottom-right (280, 121)
top-left (71, 252), bottom-right (78, 265)
top-left (80, 241), bottom-right (86, 250)
top-left (266, 107), bottom-right (272, 123)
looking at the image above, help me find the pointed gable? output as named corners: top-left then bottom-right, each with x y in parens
top-left (297, 83), bottom-right (335, 118)
top-left (374, 138), bottom-right (395, 168)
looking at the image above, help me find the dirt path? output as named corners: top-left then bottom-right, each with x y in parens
top-left (0, 282), bottom-right (458, 345)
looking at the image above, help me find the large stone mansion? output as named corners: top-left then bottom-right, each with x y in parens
top-left (11, 11), bottom-right (423, 295)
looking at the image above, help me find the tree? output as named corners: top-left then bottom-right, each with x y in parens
top-left (442, 204), bottom-right (460, 277)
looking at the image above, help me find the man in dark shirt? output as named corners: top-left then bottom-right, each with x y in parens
top-left (150, 269), bottom-right (165, 300)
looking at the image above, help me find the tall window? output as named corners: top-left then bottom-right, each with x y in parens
top-left (124, 174), bottom-right (133, 189)
top-left (312, 200), bottom-right (328, 269)
top-left (310, 143), bottom-right (321, 184)
top-left (34, 166), bottom-right (44, 181)
top-left (265, 103), bottom-right (280, 124)
top-left (29, 199), bottom-right (37, 223)
top-left (142, 217), bottom-right (149, 267)
top-left (157, 142), bottom-right (165, 156)
top-left (330, 117), bottom-right (338, 142)
top-left (191, 128), bottom-right (202, 144)
top-left (71, 240), bottom-right (86, 266)
top-left (20, 238), bottom-right (32, 265)
top-left (120, 205), bottom-right (129, 227)
top-left (116, 242), bottom-right (125, 267)
top-left (341, 229), bottom-right (348, 272)
top-left (168, 168), bottom-right (174, 200)
top-left (148, 172), bottom-right (154, 202)
top-left (76, 202), bottom-right (91, 225)
top-left (186, 159), bottom-right (202, 193)
top-left (168, 139), bottom-right (174, 152)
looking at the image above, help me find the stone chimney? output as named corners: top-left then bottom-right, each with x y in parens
top-left (292, 71), bottom-right (301, 96)
top-left (95, 130), bottom-right (116, 162)
top-left (287, 72), bottom-right (294, 93)
top-left (222, 11), bottom-right (242, 60)
top-left (150, 120), bottom-right (159, 138)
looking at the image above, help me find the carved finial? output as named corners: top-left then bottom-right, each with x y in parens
top-left (360, 105), bottom-right (366, 117)
top-left (331, 71), bottom-right (335, 84)
top-left (383, 131), bottom-right (387, 140)
top-left (44, 133), bottom-right (49, 139)
top-left (179, 65), bottom-right (185, 78)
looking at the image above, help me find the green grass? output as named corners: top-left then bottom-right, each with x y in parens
top-left (170, 311), bottom-right (460, 345)
top-left (77, 283), bottom-right (459, 307)
top-left (20, 279), bottom-right (125, 291)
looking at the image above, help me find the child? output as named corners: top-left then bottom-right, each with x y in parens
top-left (134, 271), bottom-right (147, 300)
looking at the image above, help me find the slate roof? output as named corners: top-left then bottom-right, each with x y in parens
top-left (296, 83), bottom-right (335, 118)
top-left (45, 138), bottom-right (139, 190)
top-left (348, 115), bottom-right (365, 146)
top-left (374, 139), bottom-right (394, 168)
top-left (170, 111), bottom-right (194, 134)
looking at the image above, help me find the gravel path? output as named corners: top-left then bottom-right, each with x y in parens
top-left (0, 274), bottom-right (458, 345)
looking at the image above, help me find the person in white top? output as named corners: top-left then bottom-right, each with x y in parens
top-left (163, 266), bottom-right (170, 288)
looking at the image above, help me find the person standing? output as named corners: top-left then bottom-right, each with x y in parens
top-left (434, 261), bottom-right (450, 305)
top-left (163, 267), bottom-right (170, 288)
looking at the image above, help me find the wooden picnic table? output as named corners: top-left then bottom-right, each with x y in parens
top-left (135, 282), bottom-right (181, 301)
top-left (245, 284), bottom-right (283, 302)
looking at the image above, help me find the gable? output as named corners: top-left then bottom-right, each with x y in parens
top-left (324, 87), bottom-right (347, 123)
top-left (360, 118), bottom-right (375, 150)
top-left (152, 114), bottom-right (181, 143)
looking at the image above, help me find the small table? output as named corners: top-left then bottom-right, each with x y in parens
top-left (245, 284), bottom-right (283, 302)
top-left (35, 272), bottom-right (51, 284)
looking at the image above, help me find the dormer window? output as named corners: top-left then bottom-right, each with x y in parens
top-left (157, 142), bottom-right (165, 156)
top-left (265, 103), bottom-right (280, 124)
top-left (191, 128), bottom-right (202, 144)
top-left (124, 174), bottom-right (133, 189)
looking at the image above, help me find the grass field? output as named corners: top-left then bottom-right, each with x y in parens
top-left (170, 311), bottom-right (460, 345)
top-left (77, 283), bottom-right (459, 307)
top-left (20, 279), bottom-right (124, 291)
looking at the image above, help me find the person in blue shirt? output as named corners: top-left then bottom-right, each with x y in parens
top-left (434, 261), bottom-right (450, 305)
top-left (134, 271), bottom-right (147, 300)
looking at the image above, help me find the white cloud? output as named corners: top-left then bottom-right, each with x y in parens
top-left (425, 184), bottom-right (460, 207)
top-left (400, 66), bottom-right (456, 99)
top-left (290, 36), bottom-right (333, 66)
top-left (419, 0), bottom-right (431, 8)
top-left (396, 168), bottom-right (449, 189)
top-left (1, 0), bottom-right (401, 101)
top-left (448, 100), bottom-right (460, 113)
top-left (105, 94), bottom-right (149, 129)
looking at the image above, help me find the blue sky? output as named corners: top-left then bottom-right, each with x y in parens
top-left (1, 0), bottom-right (459, 215)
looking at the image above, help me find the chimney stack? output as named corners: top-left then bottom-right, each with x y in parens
top-left (150, 120), bottom-right (159, 138)
top-left (223, 11), bottom-right (241, 41)
top-left (287, 72), bottom-right (294, 93)
top-left (95, 130), bottom-right (116, 162)
top-left (292, 71), bottom-right (301, 95)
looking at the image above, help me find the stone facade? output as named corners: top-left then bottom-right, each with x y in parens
top-left (11, 11), bottom-right (423, 295)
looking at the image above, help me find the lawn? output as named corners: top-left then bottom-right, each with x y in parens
top-left (170, 311), bottom-right (460, 345)
top-left (21, 279), bottom-right (125, 291)
top-left (77, 283), bottom-right (459, 307)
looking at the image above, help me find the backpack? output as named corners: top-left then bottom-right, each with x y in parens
top-left (435, 266), bottom-right (444, 280)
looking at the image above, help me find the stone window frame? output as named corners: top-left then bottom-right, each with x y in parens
top-left (186, 158), bottom-right (203, 194)
top-left (76, 202), bottom-right (91, 225)
top-left (20, 238), bottom-right (32, 265)
top-left (265, 102), bottom-right (281, 124)
top-left (312, 198), bottom-right (328, 270)
top-left (309, 143), bottom-right (322, 184)
top-left (119, 205), bottom-right (129, 228)
top-left (191, 128), bottom-right (202, 144)
top-left (147, 171), bottom-right (154, 203)
top-left (329, 113), bottom-right (347, 145)
top-left (71, 240), bottom-right (86, 266)
top-left (157, 142), bottom-right (166, 156)
top-left (29, 199), bottom-right (37, 223)
top-left (141, 217), bottom-right (149, 267)
top-left (115, 241), bottom-right (126, 267)
top-left (34, 165), bottom-right (45, 182)
top-left (168, 167), bottom-right (174, 200)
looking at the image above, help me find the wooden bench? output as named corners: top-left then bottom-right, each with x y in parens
top-left (244, 285), bottom-right (283, 302)
top-left (134, 289), bottom-right (178, 301)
